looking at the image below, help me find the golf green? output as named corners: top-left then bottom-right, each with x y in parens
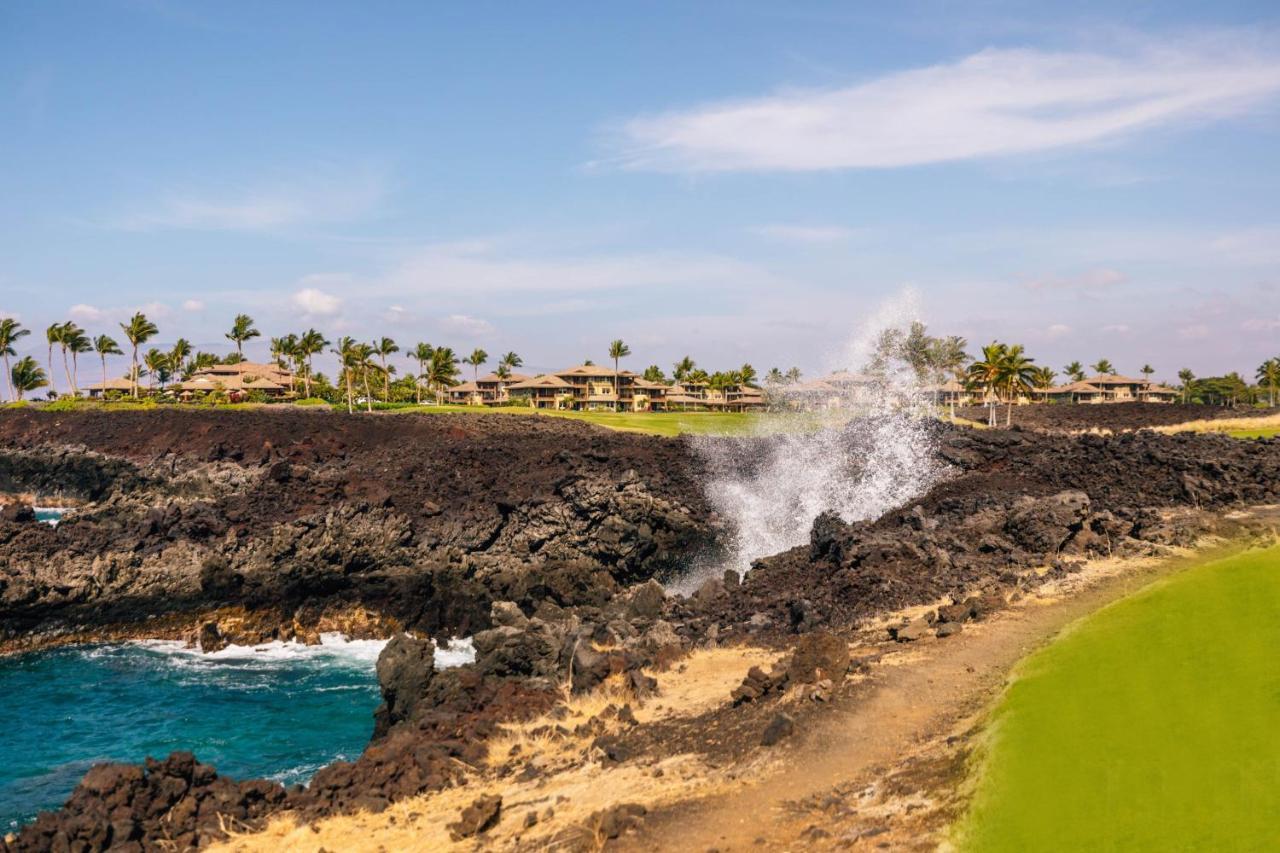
top-left (955, 545), bottom-right (1280, 851)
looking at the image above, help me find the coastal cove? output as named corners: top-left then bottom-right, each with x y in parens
top-left (0, 636), bottom-right (474, 829)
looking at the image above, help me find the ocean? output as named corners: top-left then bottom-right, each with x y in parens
top-left (0, 633), bottom-right (473, 830)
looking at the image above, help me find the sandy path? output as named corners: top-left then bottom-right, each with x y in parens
top-left (621, 543), bottom-right (1243, 852)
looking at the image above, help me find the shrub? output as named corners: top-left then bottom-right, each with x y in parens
top-left (293, 397), bottom-right (329, 407)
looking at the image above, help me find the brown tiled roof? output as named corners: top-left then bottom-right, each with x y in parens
top-left (1085, 374), bottom-right (1146, 385)
top-left (84, 377), bottom-right (135, 391)
top-left (555, 364), bottom-right (621, 377)
top-left (508, 374), bottom-right (573, 390)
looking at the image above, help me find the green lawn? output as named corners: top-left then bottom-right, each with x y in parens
top-left (955, 545), bottom-right (1280, 852)
top-left (387, 404), bottom-right (765, 436)
top-left (1222, 427), bottom-right (1280, 440)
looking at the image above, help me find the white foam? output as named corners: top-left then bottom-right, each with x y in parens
top-left (685, 290), bottom-right (945, 586)
top-left (129, 633), bottom-right (475, 669)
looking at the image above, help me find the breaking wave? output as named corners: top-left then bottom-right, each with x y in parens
top-left (689, 291), bottom-right (945, 584)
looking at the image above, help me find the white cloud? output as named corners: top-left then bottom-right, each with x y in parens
top-left (1044, 323), bottom-right (1072, 339)
top-left (440, 314), bottom-right (496, 338)
top-left (292, 287), bottom-right (342, 317)
top-left (65, 302), bottom-right (168, 324)
top-left (111, 168), bottom-right (386, 232)
top-left (613, 36), bottom-right (1280, 172)
top-left (1026, 268), bottom-right (1127, 291)
top-left (182, 299), bottom-right (206, 312)
top-left (751, 224), bottom-right (860, 244)
top-left (1102, 324), bottom-right (1131, 334)
top-left (1178, 323), bottom-right (1211, 339)
top-left (69, 304), bottom-right (105, 322)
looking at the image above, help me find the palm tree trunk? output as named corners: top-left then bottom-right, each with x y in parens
top-left (47, 346), bottom-right (56, 397)
top-left (61, 347), bottom-right (74, 396)
top-left (3, 354), bottom-right (12, 402)
top-left (416, 360), bottom-right (424, 404)
top-left (131, 345), bottom-right (139, 398)
top-left (363, 370), bottom-right (373, 413)
top-left (101, 356), bottom-right (108, 398)
top-left (345, 371), bottom-right (354, 414)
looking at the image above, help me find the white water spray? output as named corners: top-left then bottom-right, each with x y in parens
top-left (685, 291), bottom-right (946, 587)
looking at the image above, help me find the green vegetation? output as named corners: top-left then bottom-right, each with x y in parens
top-left (955, 545), bottom-right (1280, 852)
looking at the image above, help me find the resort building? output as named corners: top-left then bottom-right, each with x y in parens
top-left (502, 365), bottom-right (764, 412)
top-left (446, 372), bottom-right (533, 406)
top-left (1037, 374), bottom-right (1179, 404)
top-left (919, 379), bottom-right (975, 406)
top-left (175, 361), bottom-right (295, 400)
top-left (83, 376), bottom-right (139, 398)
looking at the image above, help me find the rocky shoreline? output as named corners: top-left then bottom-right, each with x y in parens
top-left (3, 410), bottom-right (1279, 850)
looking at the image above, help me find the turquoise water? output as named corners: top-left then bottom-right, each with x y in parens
top-left (0, 636), bottom-right (474, 830)
top-left (33, 508), bottom-right (65, 525)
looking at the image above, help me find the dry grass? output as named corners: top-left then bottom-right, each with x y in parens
top-left (212, 645), bottom-right (782, 853)
top-left (1154, 412), bottom-right (1280, 436)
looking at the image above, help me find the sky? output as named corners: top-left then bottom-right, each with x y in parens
top-left (4, 0), bottom-right (1280, 383)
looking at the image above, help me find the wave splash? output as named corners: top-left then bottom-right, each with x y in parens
top-left (691, 291), bottom-right (945, 582)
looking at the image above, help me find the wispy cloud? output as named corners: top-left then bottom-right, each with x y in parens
top-left (109, 168), bottom-right (387, 232)
top-left (750, 224), bottom-right (862, 244)
top-left (611, 34), bottom-right (1280, 172)
top-left (1025, 267), bottom-right (1127, 291)
top-left (440, 314), bottom-right (497, 338)
top-left (378, 240), bottom-right (775, 297)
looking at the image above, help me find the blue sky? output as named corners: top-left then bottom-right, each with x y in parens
top-left (4, 1), bottom-right (1280, 382)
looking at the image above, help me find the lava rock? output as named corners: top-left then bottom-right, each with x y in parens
top-left (761, 712), bottom-right (796, 746)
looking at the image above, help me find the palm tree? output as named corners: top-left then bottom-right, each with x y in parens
top-left (1140, 364), bottom-right (1155, 384)
top-left (45, 323), bottom-right (64, 396)
top-left (331, 337), bottom-right (359, 413)
top-left (1091, 358), bottom-right (1114, 376)
top-left (966, 342), bottom-right (1006, 426)
top-left (119, 312), bottom-right (158, 398)
top-left (643, 365), bottom-right (667, 383)
top-left (996, 344), bottom-right (1037, 426)
top-left (93, 335), bottom-right (122, 394)
top-left (427, 347), bottom-right (460, 403)
top-left (297, 329), bottom-right (328, 398)
top-left (66, 327), bottom-right (91, 396)
top-left (9, 356), bottom-right (47, 401)
top-left (738, 363), bottom-right (758, 387)
top-left (0, 318), bottom-right (31, 402)
top-left (56, 322), bottom-right (86, 396)
top-left (1063, 361), bottom-right (1085, 382)
top-left (143, 348), bottom-right (170, 391)
top-left (371, 337), bottom-right (399, 402)
top-left (499, 351), bottom-right (523, 373)
top-left (170, 338), bottom-right (192, 374)
top-left (1030, 366), bottom-right (1056, 389)
top-left (410, 343), bottom-right (434, 404)
top-left (764, 367), bottom-right (784, 386)
top-left (226, 314), bottom-right (260, 356)
top-left (672, 356), bottom-right (695, 383)
top-left (354, 342), bottom-right (377, 412)
top-left (784, 367), bottom-right (802, 384)
top-left (465, 348), bottom-right (488, 382)
top-left (608, 339), bottom-right (630, 411)
top-left (1178, 368), bottom-right (1196, 404)
top-left (1257, 359), bottom-right (1280, 407)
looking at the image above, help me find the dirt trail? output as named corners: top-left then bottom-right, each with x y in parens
top-left (622, 535), bottom-right (1265, 852)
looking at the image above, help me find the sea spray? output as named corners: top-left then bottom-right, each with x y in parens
top-left (684, 292), bottom-right (946, 585)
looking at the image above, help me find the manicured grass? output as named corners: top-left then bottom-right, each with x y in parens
top-left (1222, 427), bottom-right (1280, 440)
top-left (955, 546), bottom-right (1280, 851)
top-left (387, 404), bottom-right (763, 436)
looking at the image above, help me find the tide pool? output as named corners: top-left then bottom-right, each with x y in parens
top-left (0, 634), bottom-right (473, 829)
